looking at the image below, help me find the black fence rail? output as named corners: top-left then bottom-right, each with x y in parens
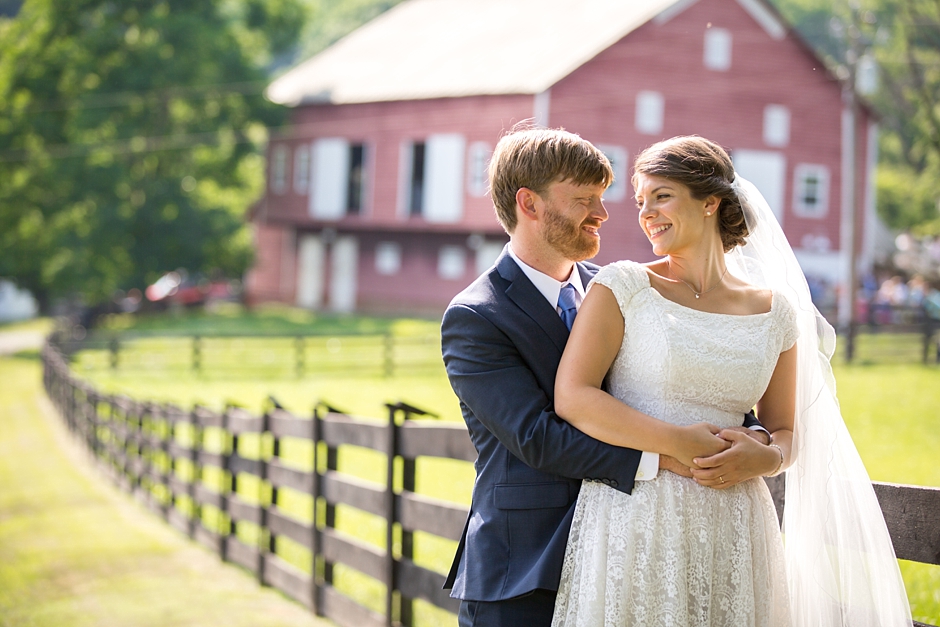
top-left (846, 304), bottom-right (940, 364)
top-left (53, 330), bottom-right (443, 379)
top-left (40, 341), bottom-right (940, 627)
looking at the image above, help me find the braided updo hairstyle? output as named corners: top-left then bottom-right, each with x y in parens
top-left (632, 136), bottom-right (749, 252)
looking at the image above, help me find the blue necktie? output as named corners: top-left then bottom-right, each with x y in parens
top-left (558, 283), bottom-right (579, 331)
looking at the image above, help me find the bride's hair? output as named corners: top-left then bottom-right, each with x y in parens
top-left (633, 136), bottom-right (748, 252)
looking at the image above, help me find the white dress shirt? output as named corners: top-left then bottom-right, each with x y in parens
top-left (508, 246), bottom-right (659, 481)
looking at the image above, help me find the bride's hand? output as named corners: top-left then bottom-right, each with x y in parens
top-left (671, 423), bottom-right (730, 468)
top-left (691, 428), bottom-right (780, 489)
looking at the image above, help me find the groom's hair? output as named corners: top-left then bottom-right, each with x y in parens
top-left (489, 124), bottom-right (613, 233)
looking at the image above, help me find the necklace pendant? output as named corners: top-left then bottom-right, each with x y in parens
top-left (695, 294), bottom-right (700, 299)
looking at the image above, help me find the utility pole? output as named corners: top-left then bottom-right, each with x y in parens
top-left (834, 3), bottom-right (875, 362)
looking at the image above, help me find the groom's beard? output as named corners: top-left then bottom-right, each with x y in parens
top-left (541, 205), bottom-right (601, 262)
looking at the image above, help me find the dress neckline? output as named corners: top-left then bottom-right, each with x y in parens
top-left (639, 265), bottom-right (775, 318)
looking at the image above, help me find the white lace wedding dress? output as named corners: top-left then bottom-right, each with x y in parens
top-left (552, 261), bottom-right (797, 627)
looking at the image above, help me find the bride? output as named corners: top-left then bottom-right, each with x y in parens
top-left (550, 136), bottom-right (911, 626)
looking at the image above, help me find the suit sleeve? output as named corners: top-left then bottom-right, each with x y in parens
top-left (442, 303), bottom-right (643, 494)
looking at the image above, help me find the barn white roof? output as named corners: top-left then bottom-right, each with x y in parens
top-left (266, 0), bottom-right (701, 106)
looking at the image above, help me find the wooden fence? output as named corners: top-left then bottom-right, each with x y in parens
top-left (54, 330), bottom-right (443, 379)
top-left (845, 304), bottom-right (939, 364)
top-left (41, 341), bottom-right (940, 627)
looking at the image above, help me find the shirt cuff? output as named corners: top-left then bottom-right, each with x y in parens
top-left (635, 451), bottom-right (659, 481)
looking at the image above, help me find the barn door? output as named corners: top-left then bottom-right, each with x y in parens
top-left (732, 149), bottom-right (787, 225)
top-left (329, 235), bottom-right (358, 313)
top-left (296, 234), bottom-right (325, 309)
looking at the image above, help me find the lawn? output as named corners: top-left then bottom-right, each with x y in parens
top-left (0, 352), bottom-right (332, 627)
top-left (19, 308), bottom-right (940, 624)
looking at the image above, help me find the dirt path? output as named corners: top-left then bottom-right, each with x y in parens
top-left (0, 355), bottom-right (335, 627)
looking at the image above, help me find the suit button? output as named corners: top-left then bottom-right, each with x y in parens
top-left (601, 478), bottom-right (610, 485)
top-left (609, 480), bottom-right (619, 488)
top-left (585, 477), bottom-right (594, 483)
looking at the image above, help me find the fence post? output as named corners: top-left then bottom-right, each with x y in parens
top-left (385, 401), bottom-right (438, 627)
top-left (385, 404), bottom-right (399, 626)
top-left (384, 334), bottom-right (394, 378)
top-left (310, 403), bottom-right (323, 616)
top-left (923, 310), bottom-right (932, 365)
top-left (192, 336), bottom-right (202, 373)
top-left (220, 406), bottom-right (237, 564)
top-left (110, 337), bottom-right (119, 371)
top-left (312, 402), bottom-right (339, 613)
top-left (295, 336), bottom-right (305, 378)
top-left (845, 320), bottom-right (856, 363)
top-left (257, 409), bottom-right (272, 587)
top-left (189, 406), bottom-right (203, 539)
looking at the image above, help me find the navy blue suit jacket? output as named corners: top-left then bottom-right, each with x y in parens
top-left (441, 247), bottom-right (643, 602)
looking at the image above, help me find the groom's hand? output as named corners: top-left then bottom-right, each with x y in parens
top-left (691, 428), bottom-right (780, 489)
top-left (659, 454), bottom-right (693, 478)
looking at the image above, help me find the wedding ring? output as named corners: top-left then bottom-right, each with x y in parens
top-left (719, 476), bottom-right (725, 484)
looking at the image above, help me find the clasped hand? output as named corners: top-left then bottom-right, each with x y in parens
top-left (661, 426), bottom-right (773, 489)
top-left (670, 422), bottom-right (730, 468)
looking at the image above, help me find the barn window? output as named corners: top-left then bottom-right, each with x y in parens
top-left (763, 105), bottom-right (791, 147)
top-left (293, 144), bottom-right (310, 194)
top-left (704, 28), bottom-right (732, 71)
top-left (310, 139), bottom-right (368, 219)
top-left (636, 91), bottom-right (664, 135)
top-left (407, 142), bottom-right (426, 216)
top-left (347, 144), bottom-right (366, 215)
top-left (402, 134), bottom-right (466, 222)
top-left (793, 164), bottom-right (829, 218)
top-left (271, 144), bottom-right (288, 194)
top-left (438, 245), bottom-right (466, 280)
top-left (597, 145), bottom-right (627, 202)
top-left (467, 142), bottom-right (491, 197)
top-left (375, 241), bottom-right (402, 275)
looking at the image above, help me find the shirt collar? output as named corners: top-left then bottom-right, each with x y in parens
top-left (508, 244), bottom-right (585, 308)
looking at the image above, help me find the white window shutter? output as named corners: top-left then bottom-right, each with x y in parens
top-left (704, 28), bottom-right (732, 71)
top-left (763, 105), bottom-right (791, 147)
top-left (423, 134), bottom-right (466, 223)
top-left (466, 142), bottom-right (491, 197)
top-left (732, 149), bottom-right (787, 225)
top-left (293, 145), bottom-right (310, 194)
top-left (635, 92), bottom-right (664, 135)
top-left (311, 138), bottom-right (350, 219)
top-left (271, 145), bottom-right (288, 194)
top-left (597, 145), bottom-right (627, 201)
top-left (375, 241), bottom-right (402, 275)
top-left (438, 245), bottom-right (467, 279)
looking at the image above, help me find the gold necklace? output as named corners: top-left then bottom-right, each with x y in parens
top-left (666, 263), bottom-right (728, 299)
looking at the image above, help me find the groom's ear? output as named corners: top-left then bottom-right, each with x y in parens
top-left (516, 187), bottom-right (539, 223)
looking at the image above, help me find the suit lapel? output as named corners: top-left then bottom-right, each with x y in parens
top-left (496, 250), bottom-right (570, 355)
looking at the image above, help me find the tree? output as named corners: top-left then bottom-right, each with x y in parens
top-left (773, 0), bottom-right (940, 236)
top-left (868, 0), bottom-right (940, 234)
top-left (0, 0), bottom-right (307, 310)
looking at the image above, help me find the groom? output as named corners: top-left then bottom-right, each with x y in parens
top-left (441, 127), bottom-right (773, 626)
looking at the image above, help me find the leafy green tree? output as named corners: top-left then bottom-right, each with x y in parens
top-left (0, 0), bottom-right (306, 310)
top-left (295, 0), bottom-right (403, 61)
top-left (773, 0), bottom-right (940, 235)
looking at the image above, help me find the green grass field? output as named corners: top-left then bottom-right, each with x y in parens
top-left (0, 354), bottom-right (332, 625)
top-left (6, 308), bottom-right (940, 624)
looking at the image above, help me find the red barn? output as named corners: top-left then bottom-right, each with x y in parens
top-left (246, 0), bottom-right (878, 321)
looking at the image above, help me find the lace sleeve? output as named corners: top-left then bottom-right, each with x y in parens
top-left (774, 292), bottom-right (800, 352)
top-left (588, 261), bottom-right (648, 315)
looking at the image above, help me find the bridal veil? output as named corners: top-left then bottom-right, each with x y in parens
top-left (726, 176), bottom-right (912, 626)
